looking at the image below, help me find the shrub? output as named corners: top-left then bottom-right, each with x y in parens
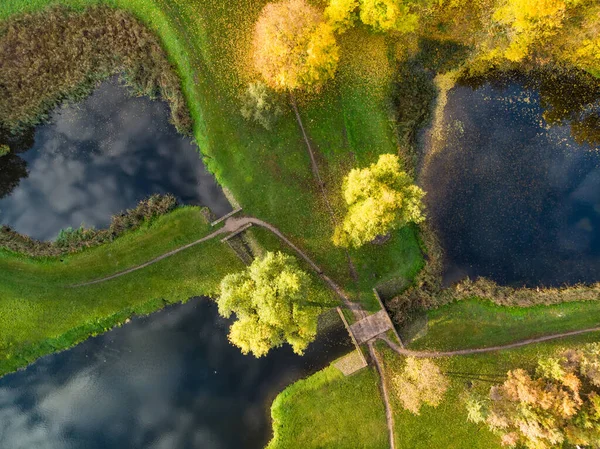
top-left (391, 357), bottom-right (449, 415)
top-left (240, 82), bottom-right (283, 130)
top-left (470, 344), bottom-right (600, 449)
top-left (0, 194), bottom-right (178, 257)
top-left (358, 0), bottom-right (418, 33)
top-left (0, 144), bottom-right (9, 157)
top-left (0, 6), bottom-right (192, 134)
top-left (324, 0), bottom-right (359, 32)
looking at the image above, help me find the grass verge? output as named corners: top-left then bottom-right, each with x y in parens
top-left (408, 298), bottom-right (600, 351)
top-left (0, 207), bottom-right (245, 376)
top-left (267, 365), bottom-right (388, 449)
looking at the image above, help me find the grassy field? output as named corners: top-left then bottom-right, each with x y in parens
top-left (267, 365), bottom-right (388, 449)
top-left (0, 207), bottom-right (248, 376)
top-left (0, 0), bottom-right (424, 313)
top-left (267, 295), bottom-right (600, 449)
top-left (267, 327), bottom-right (600, 449)
top-left (376, 331), bottom-right (600, 449)
top-left (408, 298), bottom-right (600, 351)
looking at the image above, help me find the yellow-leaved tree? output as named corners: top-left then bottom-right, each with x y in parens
top-left (359, 0), bottom-right (419, 33)
top-left (391, 357), bottom-right (449, 415)
top-left (467, 344), bottom-right (600, 449)
top-left (333, 153), bottom-right (425, 248)
top-left (492, 0), bottom-right (567, 61)
top-left (324, 0), bottom-right (359, 32)
top-left (253, 0), bottom-right (340, 92)
top-left (216, 251), bottom-right (323, 357)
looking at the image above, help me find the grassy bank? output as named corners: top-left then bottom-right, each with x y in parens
top-left (267, 365), bottom-right (388, 449)
top-left (0, 207), bottom-right (246, 376)
top-left (267, 297), bottom-right (600, 449)
top-left (408, 298), bottom-right (600, 351)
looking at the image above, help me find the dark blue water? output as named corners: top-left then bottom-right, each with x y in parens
top-left (423, 73), bottom-right (600, 287)
top-left (0, 78), bottom-right (231, 241)
top-left (0, 299), bottom-right (352, 449)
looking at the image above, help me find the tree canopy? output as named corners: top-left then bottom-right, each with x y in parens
top-left (492, 0), bottom-right (567, 61)
top-left (391, 357), bottom-right (449, 415)
top-left (253, 0), bottom-right (340, 92)
top-left (216, 251), bottom-right (323, 357)
top-left (468, 344), bottom-right (600, 449)
top-left (358, 0), bottom-right (418, 33)
top-left (333, 153), bottom-right (425, 248)
top-left (324, 0), bottom-right (359, 32)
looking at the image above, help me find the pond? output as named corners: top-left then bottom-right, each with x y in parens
top-left (0, 78), bottom-right (231, 241)
top-left (0, 298), bottom-right (353, 449)
top-left (421, 71), bottom-right (600, 287)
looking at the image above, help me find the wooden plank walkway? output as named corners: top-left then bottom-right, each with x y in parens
top-left (350, 310), bottom-right (393, 344)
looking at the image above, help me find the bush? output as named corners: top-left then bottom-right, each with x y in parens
top-left (470, 344), bottom-right (600, 449)
top-left (359, 0), bottom-right (418, 33)
top-left (0, 144), bottom-right (9, 157)
top-left (0, 6), bottom-right (192, 134)
top-left (324, 0), bottom-right (359, 32)
top-left (240, 82), bottom-right (283, 130)
top-left (0, 194), bottom-right (178, 257)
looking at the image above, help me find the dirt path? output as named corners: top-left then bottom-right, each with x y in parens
top-left (368, 341), bottom-right (396, 449)
top-left (70, 226), bottom-right (228, 288)
top-left (290, 96), bottom-right (363, 303)
top-left (70, 215), bottom-right (364, 320)
top-left (379, 327), bottom-right (600, 358)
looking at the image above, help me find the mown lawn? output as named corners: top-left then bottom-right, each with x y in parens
top-left (409, 298), bottom-right (600, 351)
top-left (267, 365), bottom-right (388, 449)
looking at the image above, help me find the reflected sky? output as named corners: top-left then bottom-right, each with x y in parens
top-left (0, 299), bottom-right (352, 449)
top-left (0, 79), bottom-right (231, 241)
top-left (422, 76), bottom-right (600, 287)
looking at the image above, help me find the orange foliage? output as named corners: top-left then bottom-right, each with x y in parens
top-left (253, 0), bottom-right (339, 91)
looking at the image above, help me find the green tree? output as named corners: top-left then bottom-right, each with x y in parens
top-left (358, 0), bottom-right (418, 33)
top-left (333, 153), bottom-right (425, 248)
top-left (391, 357), bottom-right (449, 415)
top-left (0, 144), bottom-right (9, 157)
top-left (469, 344), bottom-right (600, 449)
top-left (253, 0), bottom-right (340, 92)
top-left (217, 251), bottom-right (323, 357)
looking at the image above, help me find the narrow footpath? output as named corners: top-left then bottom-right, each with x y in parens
top-left (69, 211), bottom-right (600, 449)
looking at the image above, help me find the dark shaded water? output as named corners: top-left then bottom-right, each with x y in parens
top-left (422, 72), bottom-right (600, 287)
top-left (0, 78), bottom-right (231, 241)
top-left (0, 299), bottom-right (352, 449)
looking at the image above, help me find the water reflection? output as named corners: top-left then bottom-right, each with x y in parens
top-left (0, 78), bottom-right (231, 241)
top-left (423, 71), bottom-right (600, 287)
top-left (0, 299), bottom-right (352, 449)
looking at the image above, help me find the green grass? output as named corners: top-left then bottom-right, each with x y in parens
top-left (267, 365), bottom-right (388, 449)
top-left (377, 331), bottom-right (600, 449)
top-left (0, 0), bottom-right (423, 311)
top-left (409, 298), bottom-right (600, 351)
top-left (0, 207), bottom-right (247, 376)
